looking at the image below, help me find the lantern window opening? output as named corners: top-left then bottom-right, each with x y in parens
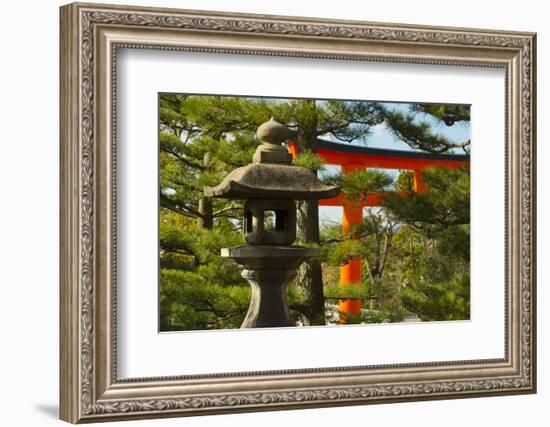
top-left (245, 210), bottom-right (253, 233)
top-left (263, 209), bottom-right (288, 232)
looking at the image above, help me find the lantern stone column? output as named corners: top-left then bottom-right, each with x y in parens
top-left (241, 269), bottom-right (295, 328)
top-left (222, 246), bottom-right (317, 328)
top-left (205, 118), bottom-right (340, 328)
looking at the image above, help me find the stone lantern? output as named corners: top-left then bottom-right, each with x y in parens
top-left (204, 118), bottom-right (340, 328)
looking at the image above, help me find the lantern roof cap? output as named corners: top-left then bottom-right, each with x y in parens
top-left (204, 163), bottom-right (339, 200)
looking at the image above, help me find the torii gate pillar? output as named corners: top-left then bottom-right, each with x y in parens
top-left (339, 164), bottom-right (363, 322)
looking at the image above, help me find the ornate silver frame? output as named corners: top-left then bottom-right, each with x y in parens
top-left (60, 2), bottom-right (536, 423)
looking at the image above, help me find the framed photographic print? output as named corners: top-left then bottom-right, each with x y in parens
top-left (59, 2), bottom-right (536, 423)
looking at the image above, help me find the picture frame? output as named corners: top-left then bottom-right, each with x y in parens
top-left (59, 2), bottom-right (536, 423)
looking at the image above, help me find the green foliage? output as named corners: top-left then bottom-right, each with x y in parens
top-left (395, 170), bottom-right (415, 191)
top-left (281, 99), bottom-right (385, 145)
top-left (384, 167), bottom-right (470, 230)
top-left (360, 306), bottom-right (406, 324)
top-left (342, 170), bottom-right (393, 202)
top-left (323, 169), bottom-right (393, 203)
top-left (292, 150), bottom-right (325, 172)
top-left (381, 167), bottom-right (471, 321)
top-left (401, 274), bottom-right (470, 321)
top-left (160, 269), bottom-right (251, 331)
top-left (313, 100), bottom-right (385, 143)
top-left (325, 238), bottom-right (364, 266)
top-left (411, 104), bottom-right (470, 126)
top-left (324, 282), bottom-right (369, 300)
top-left (384, 109), bottom-right (469, 153)
top-left (159, 208), bottom-right (249, 330)
top-left (323, 278), bottom-right (407, 324)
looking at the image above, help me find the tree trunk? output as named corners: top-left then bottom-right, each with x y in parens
top-left (197, 196), bottom-right (213, 229)
top-left (296, 199), bottom-right (325, 325)
top-left (197, 151), bottom-right (213, 229)
top-left (294, 100), bottom-right (326, 325)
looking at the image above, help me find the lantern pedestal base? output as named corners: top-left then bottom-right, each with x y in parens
top-left (240, 269), bottom-right (295, 328)
top-left (221, 245), bottom-right (319, 328)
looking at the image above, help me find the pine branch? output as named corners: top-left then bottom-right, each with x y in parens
top-left (160, 194), bottom-right (203, 218)
top-left (160, 147), bottom-right (205, 170)
top-left (213, 202), bottom-right (240, 216)
top-left (384, 111), bottom-right (470, 153)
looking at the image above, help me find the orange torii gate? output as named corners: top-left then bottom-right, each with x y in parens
top-left (287, 139), bottom-right (469, 322)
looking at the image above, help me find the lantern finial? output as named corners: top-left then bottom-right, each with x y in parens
top-left (253, 118), bottom-right (292, 164)
top-left (256, 117), bottom-right (289, 145)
